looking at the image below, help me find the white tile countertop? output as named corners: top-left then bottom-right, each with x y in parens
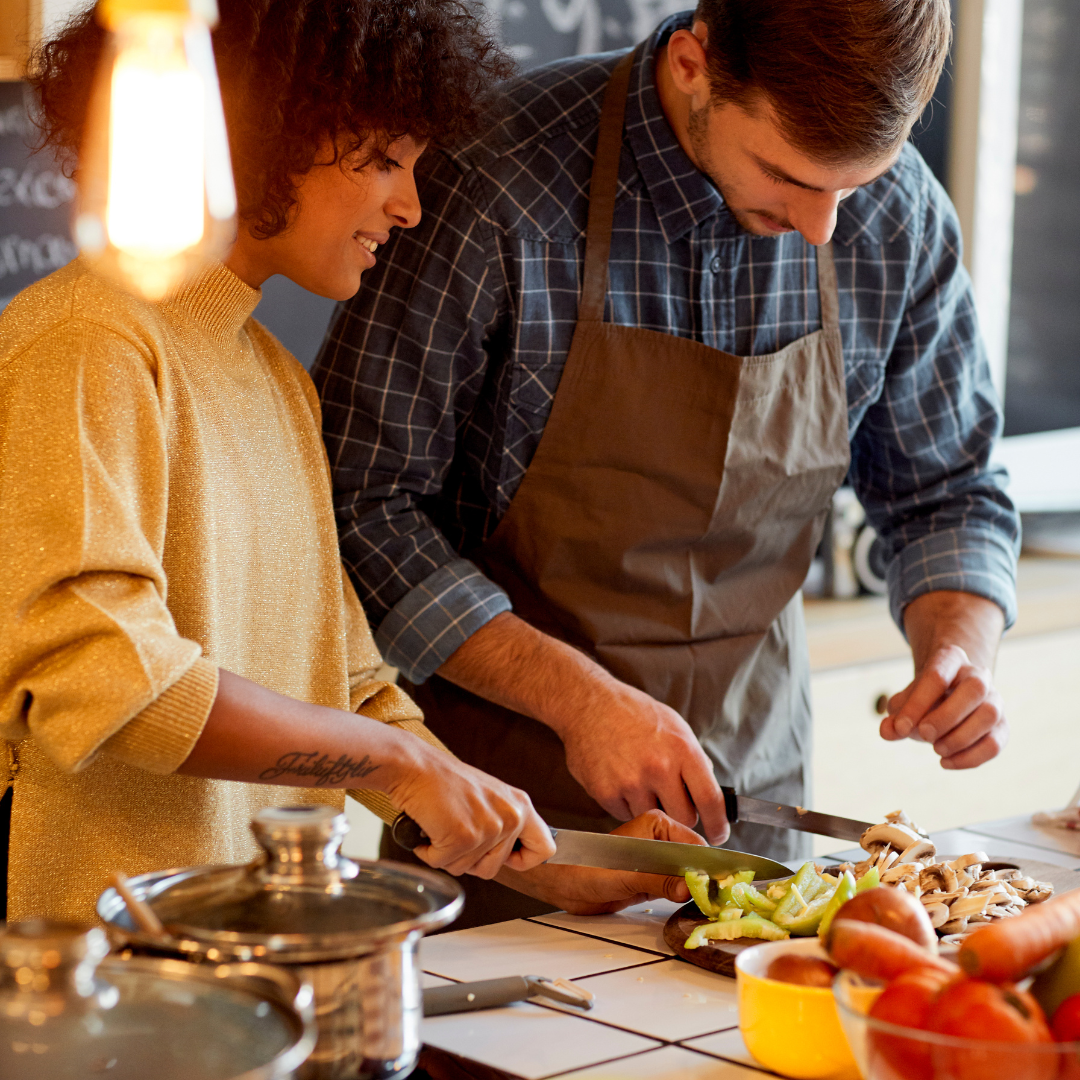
top-left (417, 813), bottom-right (1080, 1080)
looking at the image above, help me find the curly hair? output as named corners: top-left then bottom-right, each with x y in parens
top-left (28, 0), bottom-right (514, 237)
top-left (694, 0), bottom-right (951, 166)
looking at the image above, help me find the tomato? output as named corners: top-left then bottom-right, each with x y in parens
top-left (867, 967), bottom-right (955, 1080)
top-left (928, 978), bottom-right (1055, 1080)
top-left (1053, 995), bottom-right (1080, 1042)
top-left (1052, 996), bottom-right (1080, 1080)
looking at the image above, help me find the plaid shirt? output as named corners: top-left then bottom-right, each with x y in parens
top-left (314, 13), bottom-right (1019, 685)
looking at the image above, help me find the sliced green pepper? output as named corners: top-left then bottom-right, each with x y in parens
top-left (685, 870), bottom-right (719, 917)
top-left (684, 912), bottom-right (789, 948)
top-left (773, 862), bottom-right (821, 920)
top-left (730, 881), bottom-right (777, 915)
top-left (718, 907), bottom-right (744, 921)
top-left (855, 866), bottom-right (880, 893)
top-left (774, 892), bottom-right (833, 936)
top-left (717, 869), bottom-right (757, 907)
top-left (817, 870), bottom-right (857, 939)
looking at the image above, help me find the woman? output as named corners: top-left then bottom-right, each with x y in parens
top-left (0, 0), bottom-right (559, 923)
top-left (1, 0), bottom-right (702, 924)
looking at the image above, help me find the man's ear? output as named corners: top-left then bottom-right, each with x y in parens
top-left (664, 26), bottom-right (712, 107)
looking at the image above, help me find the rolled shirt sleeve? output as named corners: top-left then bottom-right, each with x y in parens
top-left (0, 320), bottom-right (216, 773)
top-left (847, 175), bottom-right (1020, 631)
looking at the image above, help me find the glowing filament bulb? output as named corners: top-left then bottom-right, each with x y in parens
top-left (76, 0), bottom-right (235, 300)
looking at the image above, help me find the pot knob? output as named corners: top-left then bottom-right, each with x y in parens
top-left (250, 805), bottom-right (360, 887)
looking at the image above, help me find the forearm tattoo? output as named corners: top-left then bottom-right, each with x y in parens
top-left (259, 751), bottom-right (380, 787)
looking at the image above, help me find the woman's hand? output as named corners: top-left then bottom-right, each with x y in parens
top-left (381, 738), bottom-right (556, 879)
top-left (494, 809), bottom-right (707, 914)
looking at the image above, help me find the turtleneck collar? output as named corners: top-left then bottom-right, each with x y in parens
top-left (161, 263), bottom-right (262, 345)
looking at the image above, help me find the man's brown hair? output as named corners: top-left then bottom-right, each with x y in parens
top-left (694, 0), bottom-right (952, 166)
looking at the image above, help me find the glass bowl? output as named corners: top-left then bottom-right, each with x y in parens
top-left (833, 969), bottom-right (1080, 1080)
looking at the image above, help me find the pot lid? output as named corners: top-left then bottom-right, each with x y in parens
top-left (97, 805), bottom-right (463, 962)
top-left (0, 921), bottom-right (314, 1079)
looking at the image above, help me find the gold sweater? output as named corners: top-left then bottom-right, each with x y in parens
top-left (0, 260), bottom-right (427, 921)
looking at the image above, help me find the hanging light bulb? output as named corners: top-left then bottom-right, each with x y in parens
top-left (75, 0), bottom-right (236, 300)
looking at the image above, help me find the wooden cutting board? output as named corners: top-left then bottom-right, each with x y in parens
top-left (663, 856), bottom-right (1080, 978)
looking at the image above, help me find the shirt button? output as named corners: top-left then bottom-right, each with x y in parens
top-left (709, 255), bottom-right (723, 274)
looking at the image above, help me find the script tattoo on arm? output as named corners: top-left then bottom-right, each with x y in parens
top-left (259, 751), bottom-right (381, 787)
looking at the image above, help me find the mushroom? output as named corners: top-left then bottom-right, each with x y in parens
top-left (920, 865), bottom-right (947, 892)
top-left (875, 849), bottom-right (900, 872)
top-left (881, 862), bottom-right (922, 885)
top-left (860, 822), bottom-right (924, 853)
top-left (924, 903), bottom-right (950, 929)
top-left (897, 838), bottom-right (937, 864)
top-left (951, 853), bottom-right (987, 871)
top-left (950, 893), bottom-right (991, 921)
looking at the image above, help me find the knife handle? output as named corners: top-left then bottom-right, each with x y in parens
top-left (721, 786), bottom-right (740, 826)
top-left (391, 813), bottom-right (557, 852)
top-left (423, 976), bottom-right (532, 1016)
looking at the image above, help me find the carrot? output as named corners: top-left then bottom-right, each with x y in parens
top-left (826, 919), bottom-right (958, 982)
top-left (959, 890), bottom-right (1080, 981)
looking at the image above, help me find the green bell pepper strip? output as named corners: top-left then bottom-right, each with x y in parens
top-left (718, 907), bottom-right (744, 921)
top-left (855, 867), bottom-right (880, 893)
top-left (773, 892), bottom-right (833, 936)
top-left (684, 913), bottom-right (789, 948)
top-left (685, 871), bottom-right (719, 918)
top-left (730, 882), bottom-right (777, 915)
top-left (717, 870), bottom-right (757, 908)
top-left (772, 862), bottom-right (821, 921)
top-left (817, 870), bottom-right (857, 939)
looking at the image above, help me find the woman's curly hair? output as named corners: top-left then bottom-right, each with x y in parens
top-left (28, 0), bottom-right (515, 237)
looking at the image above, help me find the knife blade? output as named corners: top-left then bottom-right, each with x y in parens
top-left (544, 829), bottom-right (793, 880)
top-left (722, 787), bottom-right (873, 844)
top-left (390, 813), bottom-right (793, 878)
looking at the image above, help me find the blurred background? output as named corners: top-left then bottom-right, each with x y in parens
top-left (1, 0), bottom-right (1077, 853)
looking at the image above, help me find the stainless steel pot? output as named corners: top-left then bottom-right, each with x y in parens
top-left (0, 920), bottom-right (315, 1079)
top-left (97, 804), bottom-right (463, 1080)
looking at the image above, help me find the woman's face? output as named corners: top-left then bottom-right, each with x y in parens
top-left (229, 135), bottom-right (426, 300)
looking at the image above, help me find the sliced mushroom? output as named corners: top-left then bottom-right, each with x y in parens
top-left (920, 866), bottom-right (947, 892)
top-left (940, 864), bottom-right (959, 894)
top-left (875, 849), bottom-right (900, 872)
top-left (1024, 883), bottom-right (1054, 904)
top-left (950, 853), bottom-right (987, 872)
top-left (924, 903), bottom-right (950, 929)
top-left (897, 839), bottom-right (937, 864)
top-left (881, 862), bottom-right (922, 885)
top-left (860, 822), bottom-right (923, 853)
top-left (950, 894), bottom-right (991, 920)
top-left (886, 809), bottom-right (927, 835)
top-left (941, 917), bottom-right (969, 935)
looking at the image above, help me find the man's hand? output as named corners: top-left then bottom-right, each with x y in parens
top-left (437, 612), bottom-right (730, 844)
top-left (879, 590), bottom-right (1008, 769)
top-left (495, 809), bottom-right (707, 914)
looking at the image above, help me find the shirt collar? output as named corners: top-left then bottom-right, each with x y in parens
top-left (161, 262), bottom-right (262, 345)
top-left (624, 13), bottom-right (727, 245)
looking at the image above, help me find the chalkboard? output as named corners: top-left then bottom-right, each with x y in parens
top-left (0, 81), bottom-right (77, 310)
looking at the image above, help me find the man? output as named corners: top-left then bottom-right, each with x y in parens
top-left (314, 0), bottom-right (1019, 926)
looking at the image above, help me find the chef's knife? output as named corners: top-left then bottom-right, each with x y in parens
top-left (391, 815), bottom-right (793, 879)
top-left (720, 787), bottom-right (874, 844)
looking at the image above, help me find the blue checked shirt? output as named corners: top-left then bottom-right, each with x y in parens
top-left (314, 13), bottom-right (1019, 686)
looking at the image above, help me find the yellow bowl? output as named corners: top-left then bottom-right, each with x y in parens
top-left (736, 938), bottom-right (881, 1080)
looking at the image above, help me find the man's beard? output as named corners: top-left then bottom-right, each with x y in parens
top-left (686, 102), bottom-right (792, 237)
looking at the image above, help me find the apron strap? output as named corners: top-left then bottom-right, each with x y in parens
top-left (814, 241), bottom-right (840, 337)
top-left (578, 46), bottom-right (640, 324)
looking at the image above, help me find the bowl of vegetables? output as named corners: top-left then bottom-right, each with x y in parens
top-left (737, 938), bottom-right (879, 1080)
top-left (827, 879), bottom-right (1080, 1080)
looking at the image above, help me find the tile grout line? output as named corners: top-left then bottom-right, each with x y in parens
top-left (522, 916), bottom-right (676, 957)
top-left (536, 1043), bottom-right (666, 1080)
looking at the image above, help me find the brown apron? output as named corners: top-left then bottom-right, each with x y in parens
top-left (389, 49), bottom-right (851, 927)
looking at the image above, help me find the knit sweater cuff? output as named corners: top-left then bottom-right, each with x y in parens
top-left (346, 717), bottom-right (453, 825)
top-left (102, 658), bottom-right (219, 774)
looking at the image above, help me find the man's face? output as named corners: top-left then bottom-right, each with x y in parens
top-left (686, 95), bottom-right (899, 246)
top-left (659, 25), bottom-right (900, 247)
